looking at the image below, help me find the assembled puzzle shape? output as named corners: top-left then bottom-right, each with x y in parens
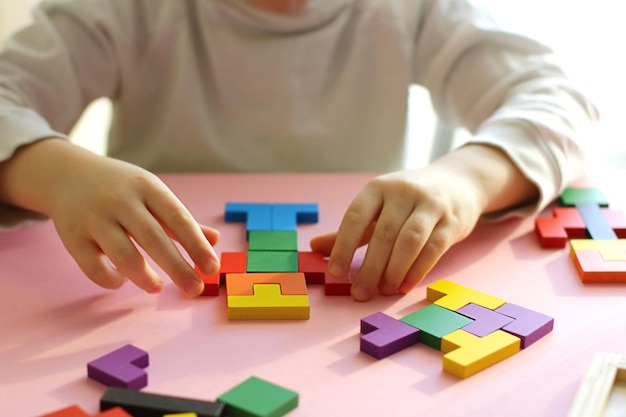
top-left (359, 279), bottom-right (554, 378)
top-left (87, 344), bottom-right (149, 390)
top-left (195, 202), bottom-right (351, 320)
top-left (534, 187), bottom-right (626, 283)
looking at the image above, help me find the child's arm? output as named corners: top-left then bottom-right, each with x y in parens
top-left (310, 143), bottom-right (538, 301)
top-left (0, 138), bottom-right (220, 296)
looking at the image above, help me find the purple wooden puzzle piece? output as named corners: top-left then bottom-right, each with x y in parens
top-left (360, 312), bottom-right (420, 359)
top-left (457, 303), bottom-right (515, 337)
top-left (87, 344), bottom-right (149, 390)
top-left (495, 303), bottom-right (554, 348)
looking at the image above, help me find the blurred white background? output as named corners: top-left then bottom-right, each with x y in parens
top-left (1, 1), bottom-right (623, 169)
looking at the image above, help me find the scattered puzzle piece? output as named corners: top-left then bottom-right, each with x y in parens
top-left (100, 387), bottom-right (225, 417)
top-left (360, 312), bottom-right (420, 359)
top-left (87, 344), bottom-right (149, 390)
top-left (39, 406), bottom-right (132, 417)
top-left (217, 376), bottom-right (298, 417)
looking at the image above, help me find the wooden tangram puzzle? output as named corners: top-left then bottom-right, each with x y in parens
top-left (360, 279), bottom-right (554, 378)
top-left (534, 187), bottom-right (626, 283)
top-left (194, 202), bottom-right (351, 320)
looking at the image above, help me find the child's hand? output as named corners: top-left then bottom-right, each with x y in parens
top-left (311, 145), bottom-right (538, 301)
top-left (0, 139), bottom-right (221, 296)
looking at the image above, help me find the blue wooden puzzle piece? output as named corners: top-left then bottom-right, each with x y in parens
top-left (575, 202), bottom-right (618, 240)
top-left (271, 204), bottom-right (319, 231)
top-left (225, 203), bottom-right (272, 238)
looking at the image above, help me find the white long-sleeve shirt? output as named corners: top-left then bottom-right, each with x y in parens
top-left (0, 0), bottom-right (598, 227)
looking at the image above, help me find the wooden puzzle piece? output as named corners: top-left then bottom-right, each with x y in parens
top-left (227, 284), bottom-right (310, 320)
top-left (217, 376), bottom-right (298, 417)
top-left (457, 303), bottom-right (515, 337)
top-left (87, 344), bottom-right (149, 390)
top-left (194, 265), bottom-right (220, 296)
top-left (535, 207), bottom-right (626, 248)
top-left (567, 353), bottom-right (626, 417)
top-left (535, 207), bottom-right (587, 248)
top-left (297, 251), bottom-right (351, 295)
top-left (440, 329), bottom-right (521, 378)
top-left (559, 187), bottom-right (610, 207)
top-left (163, 414), bottom-right (198, 417)
top-left (40, 406), bottom-right (131, 417)
top-left (101, 387), bottom-right (225, 417)
top-left (426, 279), bottom-right (506, 311)
top-left (570, 239), bottom-right (626, 283)
top-left (248, 230), bottom-right (298, 251)
top-left (225, 203), bottom-right (272, 237)
top-left (271, 203), bottom-right (319, 231)
top-left (225, 272), bottom-right (308, 296)
top-left (575, 202), bottom-right (618, 240)
top-left (360, 312), bottom-right (420, 359)
top-left (247, 251), bottom-right (298, 273)
top-left (400, 304), bottom-right (473, 350)
top-left (495, 303), bottom-right (554, 348)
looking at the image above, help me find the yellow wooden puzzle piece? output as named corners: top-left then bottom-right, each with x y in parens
top-left (426, 279), bottom-right (506, 311)
top-left (441, 329), bottom-right (521, 378)
top-left (164, 414), bottom-right (198, 417)
top-left (570, 239), bottom-right (626, 261)
top-left (227, 283), bottom-right (310, 320)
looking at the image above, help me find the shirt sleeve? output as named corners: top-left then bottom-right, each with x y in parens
top-left (411, 0), bottom-right (599, 219)
top-left (0, 0), bottom-right (128, 227)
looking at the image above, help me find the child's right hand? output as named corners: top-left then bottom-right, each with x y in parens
top-left (0, 138), bottom-right (221, 296)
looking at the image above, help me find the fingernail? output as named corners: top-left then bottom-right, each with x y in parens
top-left (328, 261), bottom-right (345, 277)
top-left (352, 284), bottom-right (371, 301)
top-left (184, 279), bottom-right (204, 297)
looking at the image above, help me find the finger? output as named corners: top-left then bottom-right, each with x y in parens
top-left (328, 191), bottom-right (382, 279)
top-left (350, 201), bottom-right (413, 301)
top-left (146, 190), bottom-right (220, 278)
top-left (117, 206), bottom-right (205, 297)
top-left (67, 240), bottom-right (128, 290)
top-left (200, 224), bottom-right (221, 246)
top-left (309, 232), bottom-right (337, 256)
top-left (398, 222), bottom-right (455, 294)
top-left (378, 209), bottom-right (437, 295)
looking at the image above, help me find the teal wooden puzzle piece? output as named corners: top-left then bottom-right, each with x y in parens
top-left (400, 304), bottom-right (473, 350)
top-left (247, 251), bottom-right (298, 272)
top-left (248, 231), bottom-right (298, 251)
top-left (217, 376), bottom-right (298, 417)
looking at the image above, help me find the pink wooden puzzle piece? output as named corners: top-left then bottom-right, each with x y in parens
top-left (570, 239), bottom-right (626, 283)
top-left (87, 344), bottom-right (149, 390)
top-left (360, 312), bottom-right (420, 359)
top-left (495, 303), bottom-right (554, 348)
top-left (457, 303), bottom-right (515, 337)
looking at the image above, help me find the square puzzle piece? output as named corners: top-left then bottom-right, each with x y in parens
top-left (400, 304), bottom-right (473, 350)
top-left (217, 376), bottom-right (298, 417)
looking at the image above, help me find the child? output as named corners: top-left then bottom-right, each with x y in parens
top-left (0, 0), bottom-right (597, 300)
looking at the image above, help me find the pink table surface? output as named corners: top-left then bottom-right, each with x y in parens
top-left (2, 171), bottom-right (626, 417)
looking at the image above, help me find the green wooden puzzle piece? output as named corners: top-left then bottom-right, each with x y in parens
top-left (400, 304), bottom-right (473, 350)
top-left (218, 376), bottom-right (298, 417)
